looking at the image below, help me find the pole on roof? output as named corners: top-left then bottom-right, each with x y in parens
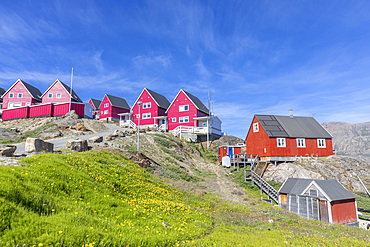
top-left (69, 67), bottom-right (73, 112)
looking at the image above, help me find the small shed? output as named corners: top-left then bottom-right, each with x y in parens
top-left (279, 178), bottom-right (358, 225)
top-left (217, 145), bottom-right (244, 162)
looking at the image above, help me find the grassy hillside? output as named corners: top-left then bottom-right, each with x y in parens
top-left (0, 147), bottom-right (369, 246)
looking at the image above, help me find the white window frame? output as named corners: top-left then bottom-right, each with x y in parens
top-left (9, 93), bottom-right (14, 98)
top-left (17, 93), bottom-right (23, 98)
top-left (296, 138), bottom-right (306, 148)
top-left (253, 122), bottom-right (259, 133)
top-left (136, 114), bottom-right (140, 119)
top-left (277, 138), bottom-right (286, 147)
top-left (179, 105), bottom-right (189, 112)
top-left (101, 111), bottom-right (103, 114)
top-left (104, 103), bottom-right (109, 108)
top-left (48, 93), bottom-right (53, 98)
top-left (142, 113), bottom-right (151, 119)
top-left (104, 110), bottom-right (108, 114)
top-left (317, 139), bottom-right (326, 148)
top-left (143, 102), bottom-right (151, 109)
top-left (172, 117), bottom-right (176, 122)
top-left (179, 116), bottom-right (189, 123)
top-left (56, 93), bottom-right (61, 98)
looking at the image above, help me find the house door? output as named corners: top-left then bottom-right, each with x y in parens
top-left (319, 200), bottom-right (329, 223)
top-left (161, 119), bottom-right (165, 125)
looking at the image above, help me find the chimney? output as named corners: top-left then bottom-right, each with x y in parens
top-left (289, 109), bottom-right (294, 118)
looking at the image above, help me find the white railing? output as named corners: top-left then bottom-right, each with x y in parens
top-left (120, 120), bottom-right (137, 129)
top-left (158, 124), bottom-right (167, 131)
top-left (173, 126), bottom-right (210, 136)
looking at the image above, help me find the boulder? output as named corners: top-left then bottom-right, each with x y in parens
top-left (88, 136), bottom-right (103, 144)
top-left (105, 134), bottom-right (118, 141)
top-left (25, 138), bottom-right (54, 153)
top-left (66, 139), bottom-right (77, 148)
top-left (75, 123), bottom-right (87, 131)
top-left (113, 130), bottom-right (125, 137)
top-left (70, 139), bottom-right (88, 152)
top-left (125, 129), bottom-right (136, 135)
top-left (0, 145), bottom-right (17, 157)
top-left (10, 128), bottom-right (20, 133)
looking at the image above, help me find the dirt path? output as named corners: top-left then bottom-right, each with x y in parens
top-left (203, 162), bottom-right (247, 206)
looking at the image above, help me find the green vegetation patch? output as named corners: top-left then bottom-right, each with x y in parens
top-left (0, 123), bottom-right (58, 144)
top-left (0, 151), bottom-right (213, 246)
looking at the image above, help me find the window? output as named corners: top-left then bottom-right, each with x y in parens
top-left (8, 103), bottom-right (13, 108)
top-left (104, 103), bottom-right (109, 108)
top-left (104, 110), bottom-right (108, 114)
top-left (56, 93), bottom-right (61, 98)
top-left (142, 113), bottom-right (151, 119)
top-left (253, 122), bottom-right (259, 132)
top-left (317, 139), bottom-right (326, 148)
top-left (143, 102), bottom-right (151, 109)
top-left (9, 93), bottom-right (14, 98)
top-left (101, 111), bottom-right (103, 114)
top-left (179, 116), bottom-right (189, 123)
top-left (179, 105), bottom-right (189, 112)
top-left (172, 117), bottom-right (176, 122)
top-left (296, 138), bottom-right (306, 148)
top-left (277, 138), bottom-right (286, 147)
top-left (48, 93), bottom-right (53, 98)
top-left (136, 114), bottom-right (140, 119)
top-left (309, 189), bottom-right (318, 197)
top-left (17, 93), bottom-right (22, 98)
top-left (26, 103), bottom-right (31, 106)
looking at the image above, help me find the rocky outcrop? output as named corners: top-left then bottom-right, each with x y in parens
top-left (0, 145), bottom-right (16, 157)
top-left (40, 130), bottom-right (62, 139)
top-left (25, 138), bottom-right (54, 153)
top-left (75, 123), bottom-right (87, 131)
top-left (0, 128), bottom-right (18, 141)
top-left (264, 155), bottom-right (370, 192)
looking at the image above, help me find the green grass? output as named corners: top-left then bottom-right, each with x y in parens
top-left (0, 150), bottom-right (369, 246)
top-left (0, 151), bottom-right (213, 246)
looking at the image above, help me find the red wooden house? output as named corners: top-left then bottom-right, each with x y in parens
top-left (40, 79), bottom-right (84, 117)
top-left (1, 79), bottom-right (42, 110)
top-left (89, 98), bottom-right (101, 119)
top-left (1, 79), bottom-right (42, 120)
top-left (245, 113), bottom-right (333, 161)
top-left (279, 178), bottom-right (358, 225)
top-left (99, 94), bottom-right (130, 122)
top-left (166, 89), bottom-right (209, 131)
top-left (131, 88), bottom-right (170, 129)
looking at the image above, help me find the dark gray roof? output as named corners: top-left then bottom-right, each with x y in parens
top-left (22, 81), bottom-right (42, 101)
top-left (146, 88), bottom-right (170, 109)
top-left (183, 90), bottom-right (209, 114)
top-left (89, 98), bottom-right (101, 110)
top-left (0, 88), bottom-right (5, 101)
top-left (279, 178), bottom-right (356, 201)
top-left (105, 94), bottom-right (130, 109)
top-left (59, 80), bottom-right (82, 103)
top-left (255, 115), bottom-right (332, 138)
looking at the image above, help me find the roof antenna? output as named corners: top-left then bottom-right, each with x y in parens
top-left (208, 90), bottom-right (211, 115)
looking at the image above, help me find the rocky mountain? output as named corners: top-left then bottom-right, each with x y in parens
top-left (322, 122), bottom-right (370, 162)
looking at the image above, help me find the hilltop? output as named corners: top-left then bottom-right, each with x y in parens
top-left (0, 121), bottom-right (369, 245)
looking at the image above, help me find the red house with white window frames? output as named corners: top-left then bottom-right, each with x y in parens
top-left (1, 79), bottom-right (42, 110)
top-left (245, 113), bottom-right (333, 160)
top-left (99, 94), bottom-right (130, 122)
top-left (166, 89), bottom-right (209, 131)
top-left (132, 88), bottom-right (170, 128)
top-left (41, 79), bottom-right (82, 104)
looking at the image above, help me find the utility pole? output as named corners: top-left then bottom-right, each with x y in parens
top-left (137, 101), bottom-right (142, 152)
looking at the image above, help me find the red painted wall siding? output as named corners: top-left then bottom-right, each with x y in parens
top-left (2, 81), bottom-right (41, 109)
top-left (53, 103), bottom-right (85, 117)
top-left (99, 95), bottom-right (129, 119)
top-left (132, 89), bottom-right (161, 125)
top-left (245, 117), bottom-right (334, 157)
top-left (2, 106), bottom-right (29, 120)
top-left (167, 91), bottom-right (208, 130)
top-left (29, 104), bottom-right (53, 118)
top-left (42, 81), bottom-right (75, 104)
top-left (245, 117), bottom-right (272, 156)
top-left (331, 199), bottom-right (358, 224)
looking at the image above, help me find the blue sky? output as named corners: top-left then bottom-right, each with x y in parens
top-left (1, 1), bottom-right (370, 138)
